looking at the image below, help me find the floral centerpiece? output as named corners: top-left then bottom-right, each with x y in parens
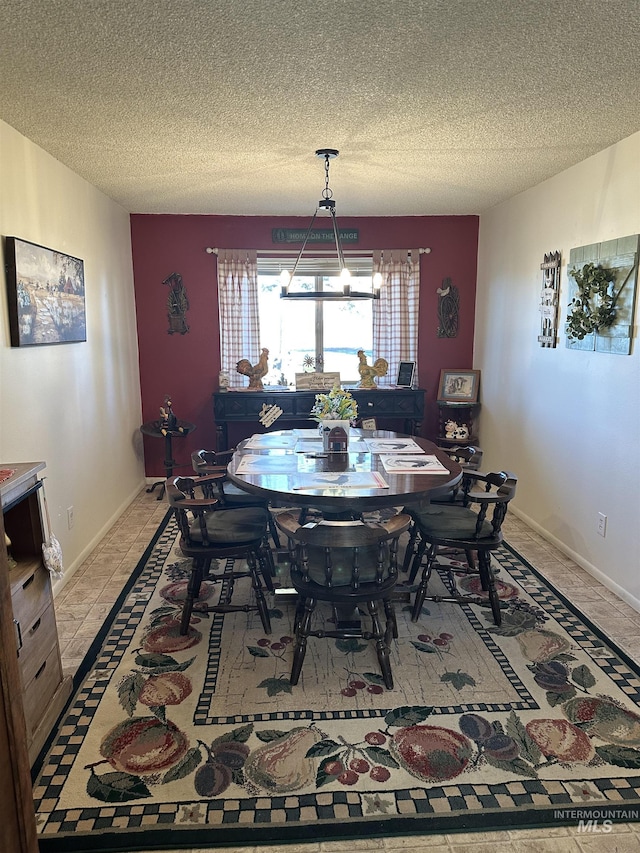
top-left (310, 385), bottom-right (358, 423)
top-left (311, 386), bottom-right (358, 451)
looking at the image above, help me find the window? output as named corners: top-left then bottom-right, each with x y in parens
top-left (257, 257), bottom-right (375, 387)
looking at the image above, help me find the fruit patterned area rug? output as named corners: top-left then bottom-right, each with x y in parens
top-left (35, 513), bottom-right (640, 852)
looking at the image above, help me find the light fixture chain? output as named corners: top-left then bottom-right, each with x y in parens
top-left (322, 153), bottom-right (333, 201)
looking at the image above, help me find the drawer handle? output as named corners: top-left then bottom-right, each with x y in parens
top-left (14, 619), bottom-right (23, 652)
top-left (35, 660), bottom-right (47, 680)
top-left (29, 617), bottom-right (42, 636)
top-left (22, 573), bottom-right (36, 591)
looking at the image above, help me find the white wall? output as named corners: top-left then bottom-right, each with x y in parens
top-left (476, 131), bottom-right (640, 608)
top-left (0, 120), bottom-right (145, 589)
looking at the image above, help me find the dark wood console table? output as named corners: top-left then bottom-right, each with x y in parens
top-left (213, 388), bottom-right (425, 451)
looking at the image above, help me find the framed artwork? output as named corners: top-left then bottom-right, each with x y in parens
top-left (437, 369), bottom-right (480, 402)
top-left (396, 361), bottom-right (416, 387)
top-left (4, 236), bottom-right (86, 346)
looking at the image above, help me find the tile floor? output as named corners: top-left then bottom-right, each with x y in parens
top-left (52, 488), bottom-right (640, 853)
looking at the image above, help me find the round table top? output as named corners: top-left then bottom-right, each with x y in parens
top-left (226, 429), bottom-right (461, 512)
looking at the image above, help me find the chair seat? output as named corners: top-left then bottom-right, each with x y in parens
top-left (189, 506), bottom-right (268, 545)
top-left (221, 482), bottom-right (267, 505)
top-left (411, 504), bottom-right (494, 540)
top-left (407, 470), bottom-right (517, 628)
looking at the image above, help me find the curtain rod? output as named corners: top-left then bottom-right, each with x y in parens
top-left (205, 247), bottom-right (431, 255)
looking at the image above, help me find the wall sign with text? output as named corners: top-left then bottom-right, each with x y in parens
top-left (272, 228), bottom-right (359, 244)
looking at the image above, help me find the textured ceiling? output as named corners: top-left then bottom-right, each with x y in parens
top-left (1, 0), bottom-right (639, 216)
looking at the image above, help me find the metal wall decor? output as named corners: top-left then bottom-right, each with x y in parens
top-left (538, 251), bottom-right (561, 348)
top-left (436, 277), bottom-right (459, 338)
top-left (163, 272), bottom-right (189, 335)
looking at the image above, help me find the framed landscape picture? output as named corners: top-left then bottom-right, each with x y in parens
top-left (437, 369), bottom-right (480, 402)
top-left (5, 236), bottom-right (86, 346)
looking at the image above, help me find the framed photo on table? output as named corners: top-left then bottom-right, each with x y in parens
top-left (396, 361), bottom-right (416, 387)
top-left (5, 236), bottom-right (86, 346)
top-left (437, 369), bottom-right (480, 402)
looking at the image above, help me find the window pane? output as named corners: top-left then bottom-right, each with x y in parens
top-left (323, 298), bottom-right (372, 382)
top-left (258, 276), bottom-right (315, 386)
top-left (257, 273), bottom-right (373, 387)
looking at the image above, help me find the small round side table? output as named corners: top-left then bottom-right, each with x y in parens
top-left (140, 419), bottom-right (196, 499)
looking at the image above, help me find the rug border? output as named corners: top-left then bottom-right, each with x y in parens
top-left (35, 532), bottom-right (640, 851)
top-left (31, 509), bottom-right (174, 780)
top-left (34, 804), bottom-right (636, 852)
top-left (502, 540), bottom-right (640, 676)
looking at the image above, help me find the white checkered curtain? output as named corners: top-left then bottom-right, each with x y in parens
top-left (217, 250), bottom-right (260, 377)
top-left (372, 250), bottom-right (420, 386)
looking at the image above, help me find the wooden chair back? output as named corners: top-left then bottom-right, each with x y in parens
top-left (166, 476), bottom-right (221, 547)
top-left (277, 512), bottom-right (410, 595)
top-left (463, 470), bottom-right (518, 538)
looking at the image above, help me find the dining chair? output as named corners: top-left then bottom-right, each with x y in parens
top-left (275, 511), bottom-right (411, 689)
top-left (405, 470), bottom-right (517, 626)
top-left (432, 444), bottom-right (483, 502)
top-left (166, 476), bottom-right (273, 636)
top-left (402, 445), bottom-right (483, 574)
top-left (191, 449), bottom-right (281, 548)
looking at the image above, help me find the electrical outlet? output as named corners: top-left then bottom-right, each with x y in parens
top-left (67, 506), bottom-right (74, 530)
top-left (597, 512), bottom-right (607, 537)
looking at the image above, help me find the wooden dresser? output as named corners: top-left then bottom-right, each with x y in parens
top-left (1, 463), bottom-right (72, 766)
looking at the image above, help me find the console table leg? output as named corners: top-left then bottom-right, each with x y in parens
top-left (216, 423), bottom-right (227, 452)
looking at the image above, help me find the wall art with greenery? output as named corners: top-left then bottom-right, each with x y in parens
top-left (565, 234), bottom-right (639, 354)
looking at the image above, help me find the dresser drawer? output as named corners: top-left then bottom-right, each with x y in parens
top-left (17, 602), bottom-right (58, 686)
top-left (22, 647), bottom-right (63, 740)
top-left (11, 561), bottom-right (51, 636)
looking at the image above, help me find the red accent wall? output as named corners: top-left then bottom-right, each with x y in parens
top-left (130, 214), bottom-right (479, 476)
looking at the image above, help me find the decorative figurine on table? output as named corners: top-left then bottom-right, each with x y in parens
top-left (327, 426), bottom-right (348, 453)
top-left (356, 350), bottom-right (388, 389)
top-left (159, 396), bottom-right (181, 434)
top-left (444, 419), bottom-right (470, 441)
top-left (236, 348), bottom-right (269, 390)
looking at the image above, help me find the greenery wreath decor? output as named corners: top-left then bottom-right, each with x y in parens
top-left (566, 262), bottom-right (618, 340)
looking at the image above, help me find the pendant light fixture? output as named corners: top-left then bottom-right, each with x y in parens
top-left (280, 149), bottom-right (381, 300)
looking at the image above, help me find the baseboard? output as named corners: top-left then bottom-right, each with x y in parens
top-left (51, 479), bottom-right (147, 597)
top-left (510, 505), bottom-right (640, 615)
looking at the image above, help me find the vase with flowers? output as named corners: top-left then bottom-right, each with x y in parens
top-left (310, 385), bottom-right (358, 451)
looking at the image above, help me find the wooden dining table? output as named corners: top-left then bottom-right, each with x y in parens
top-left (227, 428), bottom-right (462, 612)
top-left (226, 428), bottom-right (462, 516)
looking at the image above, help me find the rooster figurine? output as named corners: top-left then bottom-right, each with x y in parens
top-left (236, 348), bottom-right (270, 390)
top-left (357, 350), bottom-right (388, 389)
